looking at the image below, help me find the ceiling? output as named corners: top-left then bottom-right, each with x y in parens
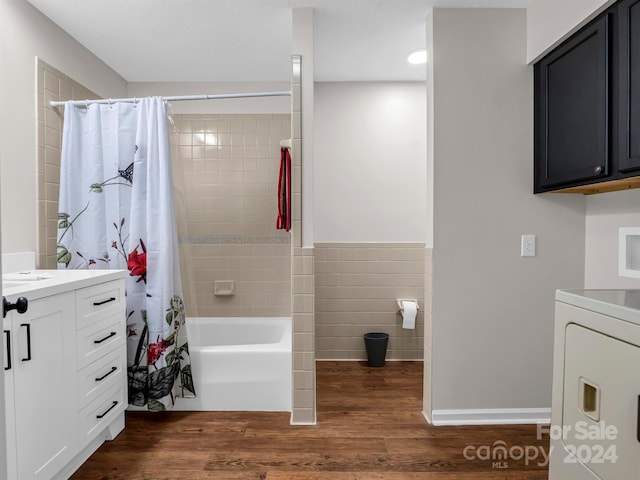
top-left (26, 0), bottom-right (530, 83)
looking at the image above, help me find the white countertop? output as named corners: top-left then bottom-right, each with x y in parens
top-left (2, 269), bottom-right (127, 301)
top-left (556, 289), bottom-right (640, 327)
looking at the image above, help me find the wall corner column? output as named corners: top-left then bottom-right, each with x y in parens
top-left (290, 6), bottom-right (316, 425)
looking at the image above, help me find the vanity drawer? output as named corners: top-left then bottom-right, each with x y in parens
top-left (76, 280), bottom-right (125, 329)
top-left (76, 315), bottom-right (124, 369)
top-left (78, 346), bottom-right (126, 410)
top-left (79, 385), bottom-right (126, 444)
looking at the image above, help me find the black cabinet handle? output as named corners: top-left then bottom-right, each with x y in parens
top-left (95, 366), bottom-right (117, 382)
top-left (3, 296), bottom-right (28, 318)
top-left (96, 401), bottom-right (118, 419)
top-left (4, 330), bottom-right (11, 371)
top-left (93, 297), bottom-right (116, 306)
top-left (637, 395), bottom-right (640, 443)
top-left (20, 323), bottom-right (31, 362)
top-left (94, 331), bottom-right (117, 344)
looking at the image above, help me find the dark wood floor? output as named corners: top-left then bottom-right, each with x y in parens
top-left (72, 361), bottom-right (549, 479)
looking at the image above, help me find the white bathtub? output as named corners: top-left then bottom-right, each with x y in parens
top-left (174, 317), bottom-right (292, 411)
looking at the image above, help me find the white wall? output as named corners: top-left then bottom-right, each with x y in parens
top-left (527, 0), bottom-right (614, 63)
top-left (0, 0), bottom-right (126, 255)
top-left (429, 8), bottom-right (586, 413)
top-left (585, 190), bottom-right (640, 289)
top-left (314, 82), bottom-right (427, 242)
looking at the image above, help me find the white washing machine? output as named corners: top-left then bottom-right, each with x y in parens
top-left (550, 290), bottom-right (640, 479)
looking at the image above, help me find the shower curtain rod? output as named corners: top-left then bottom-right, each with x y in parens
top-left (49, 90), bottom-right (291, 107)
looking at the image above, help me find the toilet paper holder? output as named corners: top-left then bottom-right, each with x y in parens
top-left (397, 299), bottom-right (419, 313)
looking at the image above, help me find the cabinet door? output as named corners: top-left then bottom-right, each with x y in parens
top-left (535, 15), bottom-right (611, 191)
top-left (12, 292), bottom-right (77, 479)
top-left (619, 0), bottom-right (640, 172)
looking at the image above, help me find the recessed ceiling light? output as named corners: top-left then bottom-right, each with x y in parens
top-left (407, 49), bottom-right (427, 65)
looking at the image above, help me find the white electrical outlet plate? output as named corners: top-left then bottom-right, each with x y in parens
top-left (521, 234), bottom-right (536, 257)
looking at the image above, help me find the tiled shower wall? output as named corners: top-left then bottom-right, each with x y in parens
top-left (36, 58), bottom-right (99, 268)
top-left (315, 243), bottom-right (425, 360)
top-left (171, 114), bottom-right (291, 317)
top-left (36, 63), bottom-right (292, 317)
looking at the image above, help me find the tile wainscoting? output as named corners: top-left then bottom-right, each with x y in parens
top-left (314, 242), bottom-right (425, 361)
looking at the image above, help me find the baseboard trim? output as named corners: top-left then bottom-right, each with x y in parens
top-left (289, 412), bottom-right (317, 426)
top-left (431, 408), bottom-right (551, 426)
top-left (289, 420), bottom-right (318, 426)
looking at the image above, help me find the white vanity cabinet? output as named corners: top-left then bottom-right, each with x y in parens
top-left (2, 270), bottom-right (127, 480)
top-left (550, 290), bottom-right (640, 479)
top-left (4, 292), bottom-right (76, 479)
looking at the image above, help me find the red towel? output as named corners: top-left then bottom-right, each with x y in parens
top-left (276, 147), bottom-right (291, 232)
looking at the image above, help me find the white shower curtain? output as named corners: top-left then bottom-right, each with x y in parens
top-left (58, 97), bottom-right (195, 411)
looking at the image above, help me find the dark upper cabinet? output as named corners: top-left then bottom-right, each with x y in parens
top-left (534, 14), bottom-right (613, 193)
top-left (619, 0), bottom-right (640, 172)
top-left (534, 1), bottom-right (640, 194)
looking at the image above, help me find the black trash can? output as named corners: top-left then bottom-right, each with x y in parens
top-left (363, 332), bottom-right (389, 367)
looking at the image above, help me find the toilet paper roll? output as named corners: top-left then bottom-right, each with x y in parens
top-left (401, 300), bottom-right (417, 329)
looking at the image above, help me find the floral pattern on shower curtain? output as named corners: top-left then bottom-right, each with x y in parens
top-left (57, 97), bottom-right (195, 411)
